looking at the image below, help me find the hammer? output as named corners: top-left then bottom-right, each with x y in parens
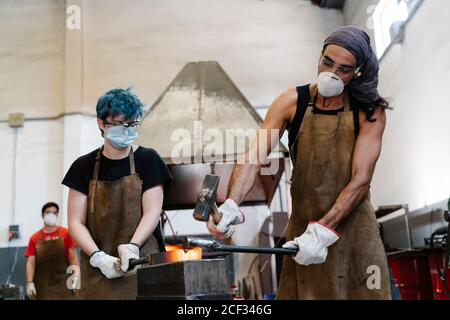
top-left (193, 174), bottom-right (223, 224)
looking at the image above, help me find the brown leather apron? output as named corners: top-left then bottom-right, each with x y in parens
top-left (277, 85), bottom-right (391, 300)
top-left (79, 147), bottom-right (160, 300)
top-left (35, 228), bottom-right (74, 300)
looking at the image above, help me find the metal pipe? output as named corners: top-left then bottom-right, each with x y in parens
top-left (217, 244), bottom-right (296, 255)
top-left (266, 207), bottom-right (278, 295)
top-left (183, 237), bottom-right (296, 255)
top-left (402, 204), bottom-right (413, 248)
top-left (128, 236), bottom-right (297, 271)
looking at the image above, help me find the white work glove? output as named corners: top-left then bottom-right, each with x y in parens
top-left (283, 222), bottom-right (340, 266)
top-left (206, 199), bottom-right (245, 240)
top-left (26, 282), bottom-right (36, 298)
top-left (89, 251), bottom-right (123, 279)
top-left (117, 243), bottom-right (140, 274)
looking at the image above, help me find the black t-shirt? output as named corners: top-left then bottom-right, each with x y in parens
top-left (62, 146), bottom-right (172, 196)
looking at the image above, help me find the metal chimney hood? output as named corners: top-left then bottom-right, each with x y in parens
top-left (137, 61), bottom-right (288, 210)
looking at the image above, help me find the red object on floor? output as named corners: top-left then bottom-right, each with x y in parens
top-left (388, 251), bottom-right (434, 300)
top-left (427, 253), bottom-right (450, 300)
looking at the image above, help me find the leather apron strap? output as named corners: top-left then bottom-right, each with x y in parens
top-left (90, 147), bottom-right (135, 214)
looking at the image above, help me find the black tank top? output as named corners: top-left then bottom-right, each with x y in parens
top-left (288, 84), bottom-right (360, 149)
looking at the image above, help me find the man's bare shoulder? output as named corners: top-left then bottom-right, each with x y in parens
top-left (266, 88), bottom-right (298, 123)
top-left (277, 88), bottom-right (298, 108)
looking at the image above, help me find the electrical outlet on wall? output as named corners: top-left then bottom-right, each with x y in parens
top-left (8, 113), bottom-right (24, 128)
top-left (8, 225), bottom-right (20, 241)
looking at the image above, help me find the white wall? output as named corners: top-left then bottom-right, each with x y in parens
top-left (374, 0), bottom-right (450, 211)
top-left (343, 0), bottom-right (450, 212)
top-left (81, 0), bottom-right (344, 110)
top-left (0, 120), bottom-right (64, 247)
top-left (343, 0), bottom-right (450, 247)
top-left (0, 114), bottom-right (104, 248)
top-left (343, 0), bottom-right (379, 44)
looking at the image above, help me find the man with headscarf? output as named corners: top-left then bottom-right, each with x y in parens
top-left (205, 26), bottom-right (392, 299)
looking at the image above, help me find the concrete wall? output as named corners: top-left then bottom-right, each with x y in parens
top-left (0, 0), bottom-right (345, 119)
top-left (0, 120), bottom-right (64, 246)
top-left (343, 0), bottom-right (450, 248)
top-left (0, 0), bottom-right (66, 119)
top-left (343, 0), bottom-right (379, 44)
top-left (81, 0), bottom-right (344, 111)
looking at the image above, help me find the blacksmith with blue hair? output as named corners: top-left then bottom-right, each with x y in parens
top-left (62, 88), bottom-right (172, 299)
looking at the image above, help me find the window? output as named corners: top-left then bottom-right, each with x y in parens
top-left (373, 0), bottom-right (423, 59)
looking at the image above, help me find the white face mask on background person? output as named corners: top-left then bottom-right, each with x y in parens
top-left (317, 71), bottom-right (345, 97)
top-left (43, 213), bottom-right (58, 226)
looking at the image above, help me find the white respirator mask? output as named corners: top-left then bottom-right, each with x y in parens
top-left (317, 72), bottom-right (345, 97)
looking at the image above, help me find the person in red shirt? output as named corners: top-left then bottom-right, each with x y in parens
top-left (25, 202), bottom-right (80, 299)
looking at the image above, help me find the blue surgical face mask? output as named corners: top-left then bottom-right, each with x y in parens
top-left (105, 126), bottom-right (138, 149)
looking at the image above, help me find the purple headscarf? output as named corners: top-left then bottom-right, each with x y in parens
top-left (323, 26), bottom-right (381, 108)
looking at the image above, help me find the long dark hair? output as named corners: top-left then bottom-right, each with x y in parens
top-left (351, 93), bottom-right (391, 123)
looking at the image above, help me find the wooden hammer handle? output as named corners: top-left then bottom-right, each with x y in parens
top-left (212, 203), bottom-right (222, 225)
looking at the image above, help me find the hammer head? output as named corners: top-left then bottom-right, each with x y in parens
top-left (193, 174), bottom-right (220, 222)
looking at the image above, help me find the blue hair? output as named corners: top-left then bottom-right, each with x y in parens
top-left (96, 87), bottom-right (144, 121)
